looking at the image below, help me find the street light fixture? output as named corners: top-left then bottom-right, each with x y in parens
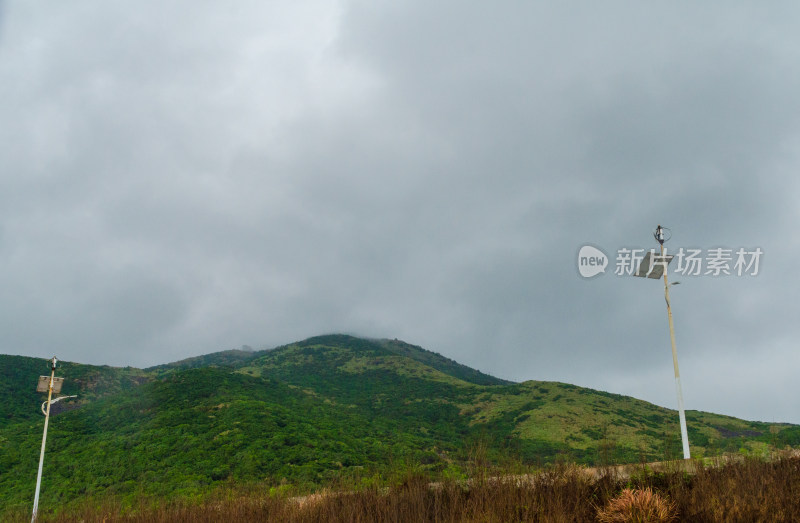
top-left (31, 356), bottom-right (73, 523)
top-left (634, 225), bottom-right (691, 460)
top-left (41, 395), bottom-right (77, 416)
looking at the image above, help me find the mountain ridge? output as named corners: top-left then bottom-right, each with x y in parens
top-left (1, 334), bottom-right (798, 513)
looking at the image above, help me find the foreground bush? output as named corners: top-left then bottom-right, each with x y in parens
top-left (597, 487), bottom-right (677, 522)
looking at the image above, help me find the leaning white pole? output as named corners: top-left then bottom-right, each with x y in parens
top-left (661, 244), bottom-right (690, 459)
top-left (32, 357), bottom-right (55, 523)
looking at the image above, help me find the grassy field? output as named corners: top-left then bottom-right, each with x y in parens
top-left (9, 452), bottom-right (800, 522)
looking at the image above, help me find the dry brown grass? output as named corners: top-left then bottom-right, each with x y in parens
top-left (12, 454), bottom-right (800, 522)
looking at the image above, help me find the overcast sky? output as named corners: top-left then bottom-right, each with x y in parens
top-left (1, 2), bottom-right (799, 424)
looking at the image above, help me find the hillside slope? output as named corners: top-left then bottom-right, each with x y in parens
top-left (0, 366), bottom-right (420, 511)
top-left (145, 348), bottom-right (262, 377)
top-left (1, 335), bottom-right (798, 514)
top-left (377, 338), bottom-right (512, 386)
top-left (233, 335), bottom-right (800, 464)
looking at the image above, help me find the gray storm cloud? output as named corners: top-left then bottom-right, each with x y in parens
top-left (1, 1), bottom-right (798, 423)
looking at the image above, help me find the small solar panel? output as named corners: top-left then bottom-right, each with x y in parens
top-left (36, 376), bottom-right (64, 394)
top-left (634, 251), bottom-right (674, 279)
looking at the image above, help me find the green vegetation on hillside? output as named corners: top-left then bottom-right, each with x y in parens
top-left (1, 334), bottom-right (797, 516)
top-left (145, 349), bottom-right (261, 377)
top-left (0, 356), bottom-right (150, 429)
top-left (376, 338), bottom-right (511, 386)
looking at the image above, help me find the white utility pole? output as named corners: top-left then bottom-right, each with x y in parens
top-left (657, 226), bottom-right (691, 459)
top-left (32, 356), bottom-right (62, 523)
top-left (634, 225), bottom-right (691, 460)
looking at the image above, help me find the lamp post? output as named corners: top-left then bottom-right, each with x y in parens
top-left (634, 225), bottom-right (691, 460)
top-left (32, 356), bottom-right (66, 523)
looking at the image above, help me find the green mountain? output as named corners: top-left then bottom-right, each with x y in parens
top-left (1, 334), bottom-right (798, 515)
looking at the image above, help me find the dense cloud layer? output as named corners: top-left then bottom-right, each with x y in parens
top-left (1, 2), bottom-right (798, 423)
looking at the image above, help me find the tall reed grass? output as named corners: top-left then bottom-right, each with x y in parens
top-left (9, 453), bottom-right (799, 522)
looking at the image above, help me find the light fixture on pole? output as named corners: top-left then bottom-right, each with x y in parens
top-left (32, 356), bottom-right (69, 523)
top-left (634, 225), bottom-right (691, 460)
top-left (41, 394), bottom-right (77, 416)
